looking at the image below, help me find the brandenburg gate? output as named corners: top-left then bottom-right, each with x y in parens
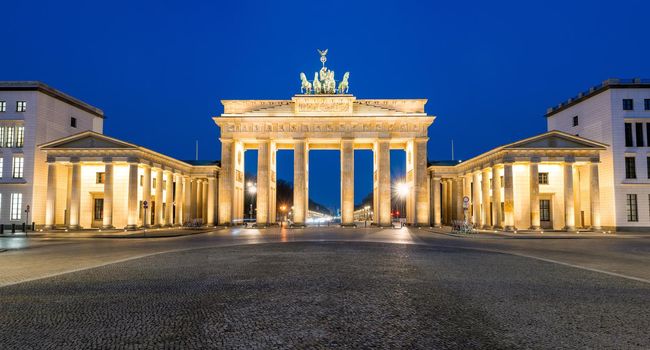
top-left (214, 50), bottom-right (434, 227)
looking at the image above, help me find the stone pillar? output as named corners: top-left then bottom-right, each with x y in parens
top-left (454, 178), bottom-right (464, 221)
top-left (590, 160), bottom-right (601, 230)
top-left (201, 180), bottom-right (208, 225)
top-left (481, 168), bottom-right (491, 228)
top-left (183, 176), bottom-right (191, 223)
top-left (102, 161), bottom-right (114, 229)
top-left (432, 176), bottom-right (441, 227)
top-left (413, 138), bottom-right (429, 226)
top-left (142, 165), bottom-right (151, 227)
top-left (189, 178), bottom-right (197, 220)
top-left (441, 180), bottom-right (448, 224)
top-left (529, 159), bottom-right (541, 230)
top-left (218, 139), bottom-right (233, 225)
top-left (293, 140), bottom-right (308, 226)
top-left (68, 160), bottom-right (81, 230)
top-left (492, 166), bottom-right (502, 229)
top-left (257, 140), bottom-right (271, 226)
top-left (340, 138), bottom-right (355, 226)
top-left (196, 179), bottom-right (203, 223)
top-left (44, 162), bottom-right (57, 229)
top-left (564, 159), bottom-right (576, 231)
top-left (153, 168), bottom-right (163, 227)
top-left (174, 174), bottom-right (182, 225)
top-left (375, 139), bottom-right (391, 226)
top-left (126, 162), bottom-right (139, 230)
top-left (207, 177), bottom-right (216, 226)
top-left (472, 171), bottom-right (480, 225)
top-left (503, 162), bottom-right (515, 231)
top-left (164, 171), bottom-right (173, 226)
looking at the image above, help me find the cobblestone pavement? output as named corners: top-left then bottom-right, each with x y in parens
top-left (0, 242), bottom-right (648, 349)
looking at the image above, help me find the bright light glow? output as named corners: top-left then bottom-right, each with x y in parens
top-left (279, 205), bottom-right (287, 212)
top-left (247, 182), bottom-right (253, 187)
top-left (396, 182), bottom-right (409, 197)
top-left (248, 185), bottom-right (257, 194)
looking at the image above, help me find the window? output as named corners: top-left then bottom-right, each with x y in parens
top-left (94, 198), bottom-right (104, 220)
top-left (10, 193), bottom-right (22, 220)
top-left (637, 123), bottom-right (645, 147)
top-left (572, 116), bottom-right (579, 126)
top-left (623, 99), bottom-right (634, 111)
top-left (626, 194), bottom-right (638, 222)
top-left (540, 200), bottom-right (551, 221)
top-left (96, 172), bottom-right (105, 184)
top-left (538, 172), bottom-right (549, 185)
top-left (15, 126), bottom-right (24, 148)
top-left (625, 123), bottom-right (633, 147)
top-left (645, 99), bottom-right (650, 111)
top-left (16, 101), bottom-right (26, 112)
top-left (0, 158), bottom-right (3, 178)
top-left (70, 117), bottom-right (77, 128)
top-left (6, 126), bottom-right (14, 148)
top-left (0, 101), bottom-right (5, 112)
top-left (625, 157), bottom-right (636, 179)
top-left (12, 156), bottom-right (24, 178)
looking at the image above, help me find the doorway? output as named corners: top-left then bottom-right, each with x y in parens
top-left (540, 198), bottom-right (552, 229)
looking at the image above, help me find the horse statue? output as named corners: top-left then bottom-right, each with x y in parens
top-left (300, 72), bottom-right (312, 94)
top-left (312, 72), bottom-right (322, 94)
top-left (337, 72), bottom-right (350, 94)
top-left (323, 70), bottom-right (336, 94)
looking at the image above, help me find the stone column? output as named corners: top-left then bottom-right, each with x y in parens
top-left (183, 176), bottom-right (191, 223)
top-left (492, 166), bottom-right (502, 229)
top-left (142, 165), bottom-right (151, 227)
top-left (218, 139), bottom-right (233, 225)
top-left (454, 178), bottom-right (464, 221)
top-left (257, 140), bottom-right (271, 226)
top-left (529, 159), bottom-right (541, 230)
top-left (432, 176), bottom-right (441, 227)
top-left (441, 180), bottom-right (448, 224)
top-left (196, 179), bottom-right (203, 223)
top-left (340, 138), bottom-right (355, 226)
top-left (68, 160), bottom-right (81, 230)
top-left (503, 162), bottom-right (515, 231)
top-left (44, 161), bottom-right (57, 229)
top-left (564, 159), bottom-right (576, 231)
top-left (207, 177), bottom-right (216, 226)
top-left (472, 171), bottom-right (480, 225)
top-left (189, 178), bottom-right (197, 220)
top-left (126, 162), bottom-right (139, 230)
top-left (102, 160), bottom-right (114, 229)
top-left (164, 171), bottom-right (173, 226)
top-left (375, 139), bottom-right (391, 226)
top-left (590, 160), bottom-right (601, 230)
top-left (413, 138), bottom-right (429, 226)
top-left (201, 180), bottom-right (208, 225)
top-left (481, 168), bottom-right (491, 228)
top-left (293, 140), bottom-right (308, 226)
top-left (153, 168), bottom-right (163, 227)
top-left (174, 174), bottom-right (183, 226)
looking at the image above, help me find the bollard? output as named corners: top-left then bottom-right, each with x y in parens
top-left (22, 223), bottom-right (26, 232)
top-left (31, 222), bottom-right (35, 231)
top-left (0, 224), bottom-right (3, 235)
top-left (12, 223), bottom-right (16, 234)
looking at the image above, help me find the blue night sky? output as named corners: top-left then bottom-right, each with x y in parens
top-left (2, 0), bottom-right (649, 212)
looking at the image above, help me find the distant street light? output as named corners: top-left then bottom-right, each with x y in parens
top-left (396, 182), bottom-right (409, 197)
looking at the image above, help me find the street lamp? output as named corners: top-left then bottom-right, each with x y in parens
top-left (246, 182), bottom-right (257, 220)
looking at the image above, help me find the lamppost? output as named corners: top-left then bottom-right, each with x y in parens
top-left (246, 182), bottom-right (257, 221)
top-left (279, 204), bottom-right (287, 228)
top-left (364, 205), bottom-right (370, 227)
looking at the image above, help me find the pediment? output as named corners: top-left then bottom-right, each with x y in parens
top-left (504, 132), bottom-right (606, 150)
top-left (41, 132), bottom-right (137, 149)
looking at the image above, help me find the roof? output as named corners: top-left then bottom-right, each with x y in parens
top-left (0, 81), bottom-right (104, 118)
top-left (546, 78), bottom-right (650, 117)
top-left (428, 160), bottom-right (463, 167)
top-left (183, 160), bottom-right (221, 167)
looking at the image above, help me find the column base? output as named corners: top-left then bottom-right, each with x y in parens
top-left (492, 225), bottom-right (503, 230)
top-left (503, 226), bottom-right (516, 232)
top-left (482, 225), bottom-right (492, 230)
top-left (591, 226), bottom-right (602, 231)
top-left (101, 225), bottom-right (114, 229)
top-left (68, 225), bottom-right (81, 230)
top-left (529, 225), bottom-right (541, 231)
top-left (564, 226), bottom-right (576, 232)
top-left (125, 225), bottom-right (138, 231)
top-left (43, 225), bottom-right (54, 231)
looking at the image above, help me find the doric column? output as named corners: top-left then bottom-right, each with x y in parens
top-left (174, 174), bottom-right (183, 226)
top-left (293, 139), bottom-right (308, 226)
top-left (375, 139), bottom-right (391, 226)
top-left (454, 178), bottom-right (463, 221)
top-left (126, 161), bottom-right (139, 230)
top-left (196, 179), bottom-right (203, 223)
top-left (564, 158), bottom-right (576, 231)
top-left (142, 165), bottom-right (151, 227)
top-left (441, 180), bottom-right (448, 224)
top-left (529, 158), bottom-right (541, 230)
top-left (218, 139), bottom-right (233, 225)
top-left (340, 138), bottom-right (355, 226)
top-left (68, 160), bottom-right (81, 230)
top-left (207, 177), bottom-right (216, 226)
top-left (153, 168), bottom-right (163, 227)
top-left (492, 166), bottom-right (502, 229)
top-left (432, 176), bottom-right (441, 227)
top-left (102, 160), bottom-right (114, 229)
top-left (472, 171), bottom-right (480, 225)
top-left (202, 180), bottom-right (208, 223)
top-left (164, 171), bottom-right (173, 226)
top-left (44, 161), bottom-right (57, 229)
top-left (464, 174), bottom-right (472, 222)
top-left (413, 138), bottom-right (429, 226)
top-left (503, 161), bottom-right (515, 231)
top-left (189, 178), bottom-right (197, 220)
top-left (257, 140), bottom-right (271, 226)
top-left (590, 160), bottom-right (601, 230)
top-left (183, 176), bottom-right (191, 223)
top-left (481, 168), bottom-right (491, 228)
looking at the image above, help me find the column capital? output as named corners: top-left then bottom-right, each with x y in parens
top-left (414, 137), bottom-right (429, 143)
top-left (564, 156), bottom-right (576, 163)
top-left (530, 156), bottom-right (541, 163)
top-left (590, 157), bottom-right (600, 164)
top-left (219, 138), bottom-right (234, 144)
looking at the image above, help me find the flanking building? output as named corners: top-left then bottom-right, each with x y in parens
top-left (0, 82), bottom-right (104, 228)
top-left (546, 78), bottom-right (650, 231)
